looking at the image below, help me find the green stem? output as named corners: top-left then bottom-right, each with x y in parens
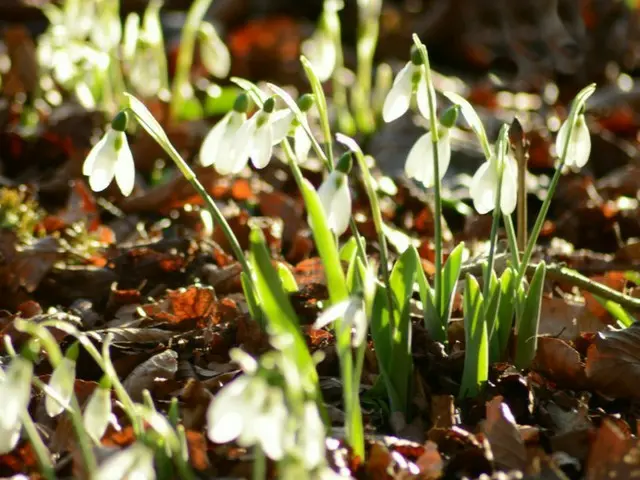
top-left (253, 446), bottom-right (267, 480)
top-left (168, 0), bottom-right (214, 122)
top-left (19, 410), bottom-right (55, 480)
top-left (412, 36), bottom-right (443, 323)
top-left (503, 213), bottom-right (521, 270)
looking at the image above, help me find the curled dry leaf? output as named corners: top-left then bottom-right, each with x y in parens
top-left (482, 396), bottom-right (527, 473)
top-left (533, 337), bottom-right (589, 390)
top-left (585, 323), bottom-right (640, 399)
top-left (585, 417), bottom-right (637, 480)
top-left (122, 349), bottom-right (179, 401)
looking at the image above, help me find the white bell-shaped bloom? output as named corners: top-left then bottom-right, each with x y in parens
top-left (301, 31), bottom-right (336, 83)
top-left (556, 113), bottom-right (591, 169)
top-left (470, 153), bottom-right (518, 215)
top-left (83, 129), bottom-right (135, 196)
top-left (316, 170), bottom-right (352, 236)
top-left (199, 22), bottom-right (231, 79)
top-left (293, 123), bottom-right (312, 163)
top-left (314, 295), bottom-right (367, 346)
top-left (232, 108), bottom-right (294, 172)
top-left (45, 356), bottom-right (76, 417)
top-left (199, 111), bottom-right (247, 174)
top-left (128, 48), bottom-right (163, 98)
top-left (299, 401), bottom-right (326, 469)
top-left (83, 383), bottom-right (112, 442)
top-left (207, 374), bottom-right (289, 461)
top-left (0, 357), bottom-right (33, 454)
top-left (404, 128), bottom-right (451, 188)
top-left (382, 61), bottom-right (429, 123)
top-left (95, 442), bottom-right (156, 480)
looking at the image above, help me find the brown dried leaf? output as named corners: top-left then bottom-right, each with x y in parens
top-left (586, 418), bottom-right (637, 480)
top-left (122, 349), bottom-right (178, 401)
top-left (585, 323), bottom-right (640, 399)
top-left (482, 396), bottom-right (527, 472)
top-left (533, 337), bottom-right (589, 389)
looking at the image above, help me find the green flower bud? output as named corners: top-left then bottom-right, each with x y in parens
top-left (410, 46), bottom-right (422, 66)
top-left (111, 111), bottom-right (129, 132)
top-left (233, 93), bottom-right (250, 113)
top-left (297, 94), bottom-right (315, 112)
top-left (263, 96), bottom-right (276, 113)
top-left (336, 151), bottom-right (353, 174)
top-left (98, 374), bottom-right (112, 390)
top-left (65, 342), bottom-right (80, 362)
top-left (439, 105), bottom-right (459, 129)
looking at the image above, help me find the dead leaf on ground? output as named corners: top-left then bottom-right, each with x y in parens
top-left (533, 337), bottom-right (589, 389)
top-left (122, 349), bottom-right (179, 401)
top-left (482, 396), bottom-right (527, 472)
top-left (585, 323), bottom-right (640, 399)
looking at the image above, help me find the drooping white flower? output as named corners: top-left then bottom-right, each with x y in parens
top-left (199, 22), bottom-right (231, 79)
top-left (382, 55), bottom-right (430, 123)
top-left (0, 357), bottom-right (33, 454)
top-left (45, 356), bottom-right (77, 417)
top-left (405, 128), bottom-right (451, 188)
top-left (301, 1), bottom-right (340, 82)
top-left (95, 442), bottom-right (156, 480)
top-left (293, 122), bottom-right (313, 163)
top-left (232, 100), bottom-right (293, 172)
top-left (469, 152), bottom-right (518, 215)
top-left (556, 113), bottom-right (591, 169)
top-left (199, 109), bottom-right (247, 174)
top-left (317, 168), bottom-right (352, 237)
top-left (314, 295), bottom-right (367, 346)
top-left (83, 379), bottom-right (112, 442)
top-left (299, 401), bottom-right (326, 469)
top-left (83, 112), bottom-right (135, 196)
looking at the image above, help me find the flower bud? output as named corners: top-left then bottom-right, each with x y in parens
top-left (410, 46), bottom-right (422, 66)
top-left (297, 94), bottom-right (315, 112)
top-left (262, 97), bottom-right (276, 114)
top-left (111, 111), bottom-right (129, 132)
top-left (336, 151), bottom-right (353, 174)
top-left (233, 93), bottom-right (250, 113)
top-left (439, 105), bottom-right (459, 129)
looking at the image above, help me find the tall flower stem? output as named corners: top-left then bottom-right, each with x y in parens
top-left (169, 0), bottom-right (214, 122)
top-left (20, 410), bottom-right (56, 480)
top-left (412, 35), bottom-right (443, 320)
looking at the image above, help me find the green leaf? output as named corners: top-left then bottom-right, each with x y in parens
top-left (415, 258), bottom-right (444, 343)
top-left (276, 263), bottom-right (299, 293)
top-left (460, 274), bottom-right (488, 398)
top-left (496, 267), bottom-right (517, 361)
top-left (484, 269), bottom-right (502, 363)
top-left (593, 295), bottom-right (637, 328)
top-left (249, 228), bottom-right (319, 396)
top-left (230, 77), bottom-right (267, 106)
top-left (515, 262), bottom-right (546, 370)
top-left (440, 243), bottom-right (465, 324)
top-left (340, 236), bottom-right (359, 262)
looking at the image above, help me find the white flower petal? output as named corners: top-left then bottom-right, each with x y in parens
top-left (224, 115), bottom-right (256, 175)
top-left (249, 123), bottom-right (273, 169)
top-left (114, 136), bottom-right (135, 196)
top-left (206, 375), bottom-right (251, 444)
top-left (350, 303), bottom-right (368, 347)
top-left (255, 390), bottom-right (287, 460)
top-left (1, 358), bottom-right (32, 433)
top-left (270, 110), bottom-right (294, 144)
top-left (83, 386), bottom-right (112, 442)
top-left (470, 161), bottom-right (497, 214)
top-left (200, 31), bottom-right (231, 79)
top-left (382, 62), bottom-right (413, 123)
top-left (415, 73), bottom-right (431, 121)
top-left (555, 117), bottom-right (571, 165)
top-left (46, 357), bottom-right (76, 417)
top-left (88, 133), bottom-right (119, 192)
top-left (200, 113), bottom-right (230, 167)
top-left (437, 129), bottom-right (452, 180)
top-left (83, 134), bottom-right (109, 175)
top-left (331, 175), bottom-right (352, 236)
top-left (294, 125), bottom-right (312, 163)
top-left (301, 402), bottom-right (325, 469)
top-left (405, 133), bottom-right (434, 187)
top-left (500, 155), bottom-right (518, 215)
top-left (0, 422), bottom-right (21, 454)
top-left (302, 33), bottom-right (336, 83)
top-left (314, 299), bottom-right (352, 330)
top-left (95, 442), bottom-right (156, 480)
top-left (573, 114), bottom-right (591, 168)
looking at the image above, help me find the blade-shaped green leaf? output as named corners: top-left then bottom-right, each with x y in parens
top-left (459, 274), bottom-right (488, 398)
top-left (277, 263), bottom-right (299, 293)
top-left (515, 262), bottom-right (546, 370)
top-left (440, 242), bottom-right (465, 324)
top-left (484, 269), bottom-right (501, 363)
top-left (241, 271), bottom-right (261, 326)
top-left (495, 266), bottom-right (517, 361)
top-left (415, 259), bottom-right (444, 343)
top-left (340, 236), bottom-right (359, 262)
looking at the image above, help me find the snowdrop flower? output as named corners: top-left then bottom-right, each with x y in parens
top-left (83, 376), bottom-right (112, 442)
top-left (382, 48), bottom-right (430, 122)
top-left (199, 22), bottom-right (231, 79)
top-left (298, 401), bottom-right (326, 469)
top-left (290, 93), bottom-right (316, 163)
top-left (95, 442), bottom-right (156, 480)
top-left (316, 152), bottom-right (352, 236)
top-left (556, 112), bottom-right (590, 169)
top-left (405, 105), bottom-right (458, 188)
top-left (314, 295), bottom-right (367, 347)
top-left (45, 343), bottom-right (79, 417)
top-left (199, 94), bottom-right (249, 174)
top-left (0, 357), bottom-right (33, 454)
top-left (470, 148), bottom-right (518, 215)
top-left (233, 97), bottom-right (294, 172)
top-left (207, 373), bottom-right (289, 460)
top-left (301, 1), bottom-right (340, 82)
top-left (83, 111), bottom-right (135, 196)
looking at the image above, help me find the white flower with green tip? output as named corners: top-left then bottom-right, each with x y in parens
top-left (382, 49), bottom-right (430, 123)
top-left (316, 153), bottom-right (352, 236)
top-left (83, 112), bottom-right (135, 196)
top-left (0, 357), bottom-right (33, 454)
top-left (556, 113), bottom-right (591, 169)
top-left (470, 151), bottom-right (518, 215)
top-left (199, 22), bottom-right (231, 79)
top-left (95, 441), bottom-right (156, 480)
top-left (301, 1), bottom-right (339, 82)
top-left (314, 295), bottom-right (367, 347)
top-left (45, 357), bottom-right (76, 417)
top-left (83, 376), bottom-right (112, 442)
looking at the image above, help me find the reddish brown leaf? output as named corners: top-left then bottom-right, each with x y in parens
top-left (533, 337), bottom-right (589, 389)
top-left (482, 396), bottom-right (527, 472)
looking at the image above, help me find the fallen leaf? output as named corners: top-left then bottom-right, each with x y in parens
top-left (482, 396), bottom-right (527, 472)
top-left (533, 337), bottom-right (589, 389)
top-left (122, 349), bottom-right (179, 401)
